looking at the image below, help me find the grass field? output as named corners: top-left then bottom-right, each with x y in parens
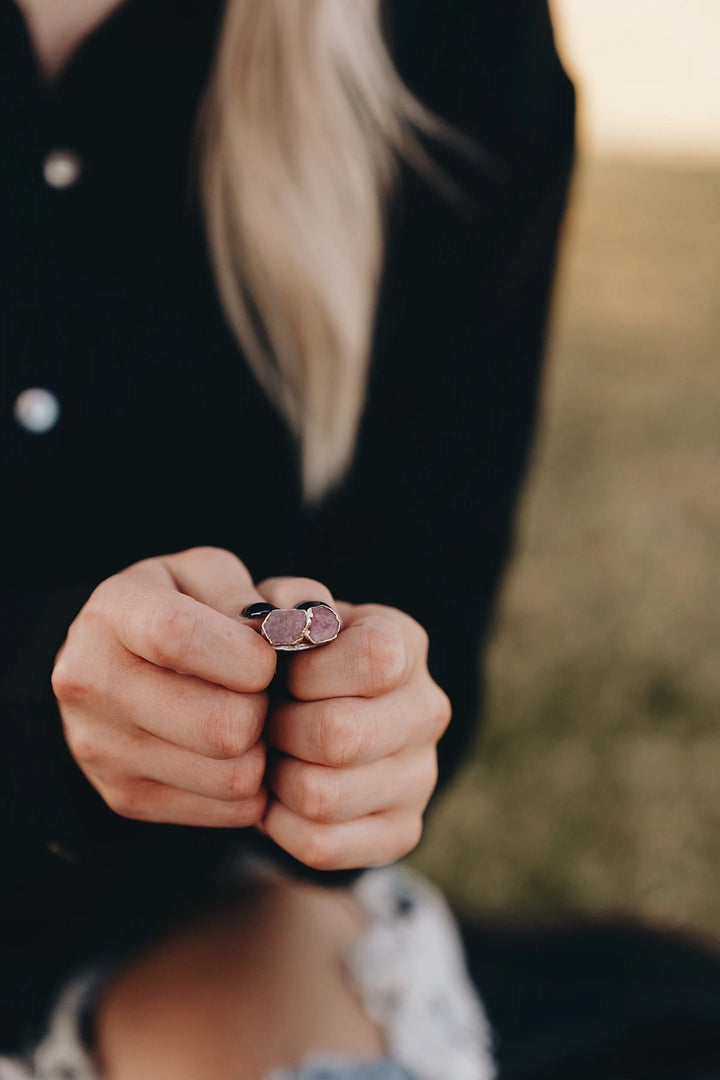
top-left (409, 155), bottom-right (720, 938)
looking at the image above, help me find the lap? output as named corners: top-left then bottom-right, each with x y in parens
top-left (0, 866), bottom-right (493, 1080)
top-left (95, 879), bottom-right (385, 1080)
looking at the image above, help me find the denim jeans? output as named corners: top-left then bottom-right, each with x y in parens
top-left (267, 1062), bottom-right (418, 1080)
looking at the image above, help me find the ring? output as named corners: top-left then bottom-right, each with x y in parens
top-left (241, 601), bottom-right (341, 651)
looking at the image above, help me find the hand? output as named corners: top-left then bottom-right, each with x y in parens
top-left (256, 577), bottom-right (452, 871)
top-left (52, 547), bottom-right (277, 827)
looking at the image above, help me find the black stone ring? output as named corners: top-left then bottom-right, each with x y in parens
top-left (241, 602), bottom-right (278, 619)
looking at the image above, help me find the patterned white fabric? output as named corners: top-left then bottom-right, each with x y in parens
top-left (0, 979), bottom-right (99, 1080)
top-left (346, 867), bottom-right (495, 1080)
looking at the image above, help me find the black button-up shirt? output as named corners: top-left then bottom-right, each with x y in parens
top-left (0, 0), bottom-right (574, 1048)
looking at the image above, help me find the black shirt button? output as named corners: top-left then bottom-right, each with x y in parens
top-left (47, 841), bottom-right (79, 865)
top-left (43, 148), bottom-right (83, 190)
top-left (12, 388), bottom-right (61, 433)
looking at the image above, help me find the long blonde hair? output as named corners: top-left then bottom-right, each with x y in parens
top-left (198, 0), bottom-right (438, 502)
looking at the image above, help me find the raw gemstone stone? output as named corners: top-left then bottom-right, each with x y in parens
top-left (262, 608), bottom-right (309, 646)
top-left (307, 604), bottom-right (341, 644)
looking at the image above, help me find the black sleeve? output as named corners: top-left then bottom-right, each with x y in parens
top-left (0, 585), bottom-right (102, 855)
top-left (290, 0), bottom-right (576, 790)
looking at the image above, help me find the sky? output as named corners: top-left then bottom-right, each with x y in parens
top-left (550, 0), bottom-right (720, 159)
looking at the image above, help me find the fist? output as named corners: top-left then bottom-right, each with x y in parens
top-left (52, 547), bottom-right (277, 827)
top-left (256, 577), bottom-right (452, 871)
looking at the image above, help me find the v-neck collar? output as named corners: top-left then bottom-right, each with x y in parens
top-left (4, 0), bottom-right (218, 99)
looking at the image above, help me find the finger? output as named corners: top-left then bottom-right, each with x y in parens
top-left (285, 607), bottom-right (422, 701)
top-left (94, 776), bottom-right (269, 828)
top-left (261, 801), bottom-right (423, 871)
top-left (162, 547), bottom-right (266, 619)
top-left (119, 661), bottom-right (269, 759)
top-left (77, 721), bottom-right (268, 802)
top-left (266, 679), bottom-right (451, 767)
top-left (109, 571), bottom-right (276, 693)
top-left (268, 749), bottom-right (438, 824)
top-left (62, 653), bottom-right (269, 759)
top-left (255, 576), bottom-right (335, 611)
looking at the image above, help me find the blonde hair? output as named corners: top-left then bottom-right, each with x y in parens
top-left (198, 0), bottom-right (439, 502)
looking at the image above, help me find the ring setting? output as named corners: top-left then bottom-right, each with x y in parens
top-left (242, 601), bottom-right (341, 651)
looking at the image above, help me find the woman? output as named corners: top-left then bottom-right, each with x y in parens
top-left (0, 0), bottom-right (575, 1076)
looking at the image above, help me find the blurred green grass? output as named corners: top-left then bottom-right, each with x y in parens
top-left (409, 155), bottom-right (720, 936)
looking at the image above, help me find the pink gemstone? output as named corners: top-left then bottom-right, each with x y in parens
top-left (262, 608), bottom-right (309, 646)
top-left (307, 605), bottom-right (341, 644)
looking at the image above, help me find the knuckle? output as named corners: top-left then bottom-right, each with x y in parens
top-left (182, 546), bottom-right (251, 586)
top-left (253, 690), bottom-right (270, 727)
top-left (289, 577), bottom-right (330, 600)
top-left (186, 545), bottom-right (239, 567)
top-left (298, 830), bottom-right (341, 872)
top-left (250, 694), bottom-right (271, 744)
top-left (214, 584), bottom-right (248, 616)
top-left (295, 768), bottom-right (340, 823)
top-left (361, 625), bottom-right (407, 691)
top-left (427, 751), bottom-right (440, 790)
top-left (223, 759), bottom-right (251, 802)
top-left (420, 752), bottom-right (439, 804)
top-left (103, 781), bottom-right (145, 821)
top-left (317, 699), bottom-right (366, 767)
top-left (52, 629), bottom-right (115, 706)
top-left (51, 654), bottom-right (89, 704)
top-left (85, 574), bottom-right (122, 613)
top-left (431, 684), bottom-right (452, 735)
top-left (145, 601), bottom-right (200, 671)
top-left (238, 692), bottom-right (268, 746)
top-left (407, 815), bottom-right (424, 853)
top-left (227, 792), bottom-right (267, 828)
top-left (394, 815), bottom-right (424, 860)
top-left (66, 727), bottom-right (104, 772)
top-left (198, 700), bottom-right (249, 760)
top-left (413, 620), bottom-right (430, 659)
top-left (261, 576), bottom-right (331, 608)
top-left (247, 742), bottom-right (268, 793)
top-left (244, 648), bottom-right (277, 694)
top-left (225, 744), bottom-right (266, 800)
